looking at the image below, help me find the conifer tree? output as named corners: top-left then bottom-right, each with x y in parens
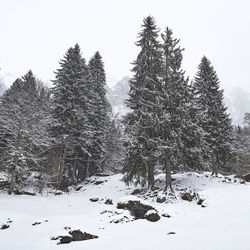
top-left (51, 44), bottom-right (93, 188)
top-left (0, 71), bottom-right (51, 193)
top-left (103, 115), bottom-right (124, 173)
top-left (88, 52), bottom-right (111, 175)
top-left (193, 56), bottom-right (233, 175)
top-left (157, 28), bottom-right (204, 190)
top-left (123, 16), bottom-right (162, 188)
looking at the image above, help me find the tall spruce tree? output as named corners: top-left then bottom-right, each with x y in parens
top-left (123, 16), bottom-right (162, 188)
top-left (193, 56), bottom-right (233, 175)
top-left (51, 44), bottom-right (93, 188)
top-left (158, 27), bottom-right (203, 190)
top-left (88, 52), bottom-right (110, 175)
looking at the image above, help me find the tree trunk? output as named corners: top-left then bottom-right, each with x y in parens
top-left (211, 150), bottom-right (218, 176)
top-left (147, 162), bottom-right (155, 190)
top-left (85, 153), bottom-right (90, 179)
top-left (72, 158), bottom-right (77, 185)
top-left (165, 158), bottom-right (173, 192)
top-left (8, 155), bottom-right (18, 195)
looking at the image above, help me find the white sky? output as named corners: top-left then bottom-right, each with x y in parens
top-left (0, 0), bottom-right (250, 91)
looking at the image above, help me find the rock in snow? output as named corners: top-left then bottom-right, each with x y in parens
top-left (89, 198), bottom-right (99, 202)
top-left (69, 230), bottom-right (98, 241)
top-left (156, 196), bottom-right (166, 203)
top-left (144, 210), bottom-right (160, 222)
top-left (117, 196), bottom-right (157, 219)
top-left (243, 173), bottom-right (250, 182)
top-left (181, 192), bottom-right (193, 202)
top-left (0, 224), bottom-right (9, 230)
top-left (54, 230), bottom-right (98, 244)
top-left (197, 199), bottom-right (205, 205)
top-left (104, 199), bottom-right (113, 205)
top-left (59, 236), bottom-right (72, 244)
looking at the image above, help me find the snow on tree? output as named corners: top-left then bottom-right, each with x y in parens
top-left (88, 51), bottom-right (111, 175)
top-left (157, 27), bottom-right (204, 190)
top-left (0, 71), bottom-right (52, 193)
top-left (193, 56), bottom-right (233, 175)
top-left (123, 16), bottom-right (163, 188)
top-left (103, 114), bottom-right (125, 173)
top-left (51, 44), bottom-right (94, 188)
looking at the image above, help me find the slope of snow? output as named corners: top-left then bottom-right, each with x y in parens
top-left (0, 173), bottom-right (249, 250)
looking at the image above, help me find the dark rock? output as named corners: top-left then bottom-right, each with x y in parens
top-left (240, 180), bottom-right (246, 184)
top-left (1, 224), bottom-right (9, 230)
top-left (181, 192), bottom-right (193, 202)
top-left (69, 230), bottom-right (84, 241)
top-left (51, 236), bottom-right (60, 240)
top-left (156, 196), bottom-right (166, 203)
top-left (69, 230), bottom-right (98, 241)
top-left (64, 227), bottom-right (71, 230)
top-left (94, 180), bottom-right (107, 185)
top-left (96, 173), bottom-right (111, 177)
top-left (13, 190), bottom-right (36, 196)
top-left (197, 199), bottom-right (204, 205)
top-left (89, 198), bottom-right (99, 202)
top-left (59, 236), bottom-right (72, 244)
top-left (53, 230), bottom-right (98, 245)
top-left (32, 222), bottom-right (41, 226)
top-left (144, 210), bottom-right (160, 222)
top-left (201, 204), bottom-right (206, 208)
top-left (117, 200), bottom-right (156, 219)
top-left (104, 199), bottom-right (113, 205)
top-left (55, 191), bottom-right (63, 195)
top-left (168, 232), bottom-right (176, 235)
top-left (75, 186), bottom-right (83, 191)
top-left (131, 189), bottom-right (141, 195)
top-left (162, 213), bottom-right (171, 218)
top-left (243, 173), bottom-right (250, 182)
top-left (110, 217), bottom-right (130, 224)
top-left (131, 205), bottom-right (150, 219)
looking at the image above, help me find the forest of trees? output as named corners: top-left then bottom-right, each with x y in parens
top-left (122, 16), bottom-right (235, 190)
top-left (0, 45), bottom-right (123, 193)
top-left (0, 16), bottom-right (248, 194)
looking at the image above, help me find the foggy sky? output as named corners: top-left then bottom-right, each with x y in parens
top-left (0, 0), bottom-right (249, 92)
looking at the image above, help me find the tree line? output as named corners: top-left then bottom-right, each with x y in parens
top-left (122, 16), bottom-right (234, 190)
top-left (0, 45), bottom-right (123, 193)
top-left (0, 16), bottom-right (244, 194)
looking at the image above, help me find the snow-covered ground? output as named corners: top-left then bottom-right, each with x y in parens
top-left (0, 173), bottom-right (249, 250)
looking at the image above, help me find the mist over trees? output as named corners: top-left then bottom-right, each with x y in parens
top-left (0, 16), bottom-right (248, 194)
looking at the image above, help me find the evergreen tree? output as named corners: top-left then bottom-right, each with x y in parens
top-left (103, 115), bottom-right (124, 173)
top-left (158, 27), bottom-right (203, 190)
top-left (51, 44), bottom-right (93, 188)
top-left (88, 52), bottom-right (111, 175)
top-left (0, 71), bottom-right (51, 193)
top-left (123, 16), bottom-right (162, 188)
top-left (193, 56), bottom-right (233, 175)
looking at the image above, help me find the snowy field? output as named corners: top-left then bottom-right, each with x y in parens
top-left (0, 173), bottom-right (250, 250)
